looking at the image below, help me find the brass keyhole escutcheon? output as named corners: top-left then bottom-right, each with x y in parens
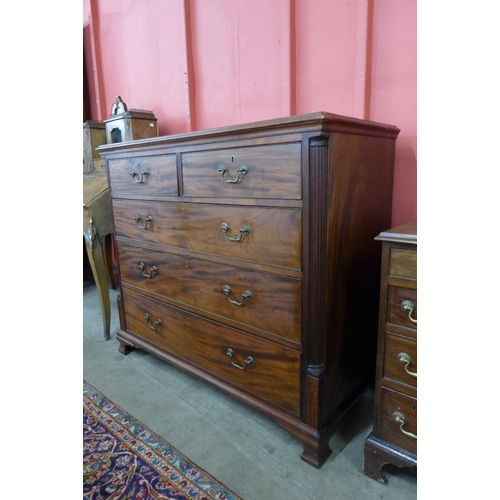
top-left (185, 261), bottom-right (189, 268)
top-left (181, 208), bottom-right (184, 216)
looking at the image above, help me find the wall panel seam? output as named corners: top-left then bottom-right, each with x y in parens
top-left (354, 0), bottom-right (373, 120)
top-left (183, 0), bottom-right (197, 132)
top-left (88, 0), bottom-right (106, 120)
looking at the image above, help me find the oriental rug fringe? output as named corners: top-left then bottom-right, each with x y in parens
top-left (83, 381), bottom-right (242, 500)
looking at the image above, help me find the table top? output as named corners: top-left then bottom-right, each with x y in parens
top-left (83, 172), bottom-right (108, 209)
top-left (375, 220), bottom-right (417, 244)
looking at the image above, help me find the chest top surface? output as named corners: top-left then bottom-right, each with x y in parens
top-left (97, 111), bottom-right (400, 156)
top-left (376, 220), bottom-right (417, 245)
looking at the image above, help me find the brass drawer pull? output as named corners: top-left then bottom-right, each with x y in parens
top-left (218, 164), bottom-right (249, 183)
top-left (392, 412), bottom-right (417, 440)
top-left (144, 313), bottom-right (162, 330)
top-left (397, 352), bottom-right (417, 378)
top-left (134, 214), bottom-right (153, 229)
top-left (130, 168), bottom-right (149, 183)
top-left (223, 285), bottom-right (252, 306)
top-left (226, 348), bottom-right (254, 370)
top-left (138, 262), bottom-right (157, 278)
top-left (401, 300), bottom-right (417, 324)
top-left (221, 222), bottom-right (250, 242)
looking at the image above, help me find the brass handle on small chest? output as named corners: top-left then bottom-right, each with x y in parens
top-left (223, 285), bottom-right (252, 306)
top-left (139, 262), bottom-right (157, 278)
top-left (393, 412), bottom-right (417, 440)
top-left (397, 352), bottom-right (417, 378)
top-left (144, 313), bottom-right (162, 330)
top-left (401, 300), bottom-right (417, 324)
top-left (134, 214), bottom-right (153, 229)
top-left (221, 222), bottom-right (250, 241)
top-left (226, 348), bottom-right (254, 370)
top-left (218, 164), bottom-right (248, 183)
top-left (130, 168), bottom-right (149, 183)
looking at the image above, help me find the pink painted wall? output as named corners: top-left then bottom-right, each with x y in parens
top-left (83, 0), bottom-right (416, 226)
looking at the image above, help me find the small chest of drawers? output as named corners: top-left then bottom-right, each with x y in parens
top-left (99, 112), bottom-right (400, 468)
top-left (363, 220), bottom-right (417, 482)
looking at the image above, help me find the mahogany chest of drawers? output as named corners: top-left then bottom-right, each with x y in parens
top-left (363, 220), bottom-right (417, 482)
top-left (98, 112), bottom-right (400, 468)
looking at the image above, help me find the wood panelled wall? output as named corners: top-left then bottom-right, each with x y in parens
top-left (83, 0), bottom-right (416, 226)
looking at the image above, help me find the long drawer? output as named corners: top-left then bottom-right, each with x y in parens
top-left (181, 142), bottom-right (302, 199)
top-left (122, 288), bottom-right (301, 415)
top-left (118, 242), bottom-right (302, 343)
top-left (113, 200), bottom-right (302, 270)
top-left (379, 387), bottom-right (417, 455)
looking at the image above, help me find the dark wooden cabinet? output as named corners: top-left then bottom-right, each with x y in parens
top-left (363, 220), bottom-right (417, 482)
top-left (98, 112), bottom-right (400, 468)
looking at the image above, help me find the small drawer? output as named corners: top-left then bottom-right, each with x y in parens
top-left (387, 285), bottom-right (417, 332)
top-left (181, 143), bottom-right (302, 199)
top-left (389, 248), bottom-right (417, 280)
top-left (113, 200), bottom-right (302, 271)
top-left (383, 334), bottom-right (417, 389)
top-left (117, 243), bottom-right (302, 343)
top-left (108, 154), bottom-right (178, 197)
top-left (380, 387), bottom-right (417, 456)
top-left (122, 288), bottom-right (301, 415)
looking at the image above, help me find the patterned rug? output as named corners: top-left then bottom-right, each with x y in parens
top-left (83, 381), bottom-right (242, 499)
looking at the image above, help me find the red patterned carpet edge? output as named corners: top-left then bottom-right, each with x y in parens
top-left (84, 381), bottom-right (243, 499)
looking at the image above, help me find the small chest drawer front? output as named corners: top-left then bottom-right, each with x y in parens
top-left (118, 243), bottom-right (302, 343)
top-left (108, 154), bottom-right (178, 197)
top-left (122, 288), bottom-right (301, 415)
top-left (389, 248), bottom-right (417, 280)
top-left (182, 143), bottom-right (302, 199)
top-left (387, 285), bottom-right (417, 333)
top-left (383, 334), bottom-right (417, 389)
top-left (380, 387), bottom-right (417, 456)
top-left (113, 200), bottom-right (302, 270)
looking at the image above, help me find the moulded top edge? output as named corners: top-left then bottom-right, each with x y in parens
top-left (97, 111), bottom-right (400, 156)
top-left (376, 220), bottom-right (417, 244)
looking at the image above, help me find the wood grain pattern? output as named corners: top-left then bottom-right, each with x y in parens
top-left (363, 222), bottom-right (416, 481)
top-left (112, 200), bottom-right (302, 270)
top-left (108, 154), bottom-right (178, 197)
top-left (97, 112), bottom-right (400, 157)
top-left (182, 142), bottom-right (302, 199)
top-left (99, 112), bottom-right (400, 469)
top-left (122, 288), bottom-right (301, 414)
top-left (387, 285), bottom-right (417, 333)
top-left (380, 387), bottom-right (417, 456)
top-left (383, 333), bottom-right (417, 389)
top-left (319, 133), bottom-right (395, 420)
top-left (376, 220), bottom-right (417, 244)
top-left (117, 242), bottom-right (302, 342)
top-left (363, 435), bottom-right (416, 484)
top-left (303, 138), bottom-right (328, 371)
top-left (131, 118), bottom-right (159, 141)
top-left (83, 172), bottom-right (113, 340)
top-left (389, 248), bottom-right (417, 280)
